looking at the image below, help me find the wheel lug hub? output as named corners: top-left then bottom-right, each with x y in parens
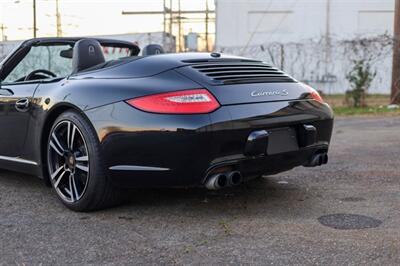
top-left (64, 152), bottom-right (76, 170)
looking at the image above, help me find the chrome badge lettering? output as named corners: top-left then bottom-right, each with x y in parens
top-left (251, 89), bottom-right (289, 97)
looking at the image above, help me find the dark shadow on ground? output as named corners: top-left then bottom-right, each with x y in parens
top-left (0, 169), bottom-right (313, 218)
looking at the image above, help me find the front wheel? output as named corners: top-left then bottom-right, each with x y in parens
top-left (47, 110), bottom-right (120, 211)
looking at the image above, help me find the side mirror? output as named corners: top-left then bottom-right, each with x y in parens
top-left (0, 65), bottom-right (13, 95)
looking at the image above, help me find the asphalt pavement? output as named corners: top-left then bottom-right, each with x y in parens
top-left (0, 116), bottom-right (399, 265)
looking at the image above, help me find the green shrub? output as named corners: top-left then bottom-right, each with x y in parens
top-left (345, 59), bottom-right (376, 107)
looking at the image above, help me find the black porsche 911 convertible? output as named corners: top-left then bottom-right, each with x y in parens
top-left (0, 37), bottom-right (333, 211)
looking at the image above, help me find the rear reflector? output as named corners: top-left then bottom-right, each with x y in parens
top-left (126, 89), bottom-right (220, 114)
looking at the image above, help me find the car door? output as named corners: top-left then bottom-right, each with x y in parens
top-left (0, 82), bottom-right (39, 157)
top-left (0, 42), bottom-right (73, 159)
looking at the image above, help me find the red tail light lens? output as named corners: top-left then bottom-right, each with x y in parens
top-left (126, 89), bottom-right (220, 114)
top-left (304, 84), bottom-right (324, 103)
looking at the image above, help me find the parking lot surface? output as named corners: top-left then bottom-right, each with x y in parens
top-left (0, 116), bottom-right (399, 265)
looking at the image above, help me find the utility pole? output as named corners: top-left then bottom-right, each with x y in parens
top-left (33, 0), bottom-right (37, 38)
top-left (178, 0), bottom-right (182, 52)
top-left (325, 0), bottom-right (331, 78)
top-left (56, 0), bottom-right (62, 37)
top-left (205, 0), bottom-right (209, 52)
top-left (163, 0), bottom-right (166, 48)
top-left (391, 0), bottom-right (400, 104)
top-left (122, 1), bottom-right (215, 53)
top-left (323, 0), bottom-right (332, 94)
top-left (0, 24), bottom-right (7, 41)
top-left (169, 0), bottom-right (173, 52)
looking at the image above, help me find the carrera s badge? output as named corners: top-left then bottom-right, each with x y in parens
top-left (251, 89), bottom-right (289, 97)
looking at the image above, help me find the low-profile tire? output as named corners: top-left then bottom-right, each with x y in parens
top-left (47, 110), bottom-right (121, 212)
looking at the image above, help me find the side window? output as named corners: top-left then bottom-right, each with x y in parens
top-left (3, 44), bottom-right (73, 83)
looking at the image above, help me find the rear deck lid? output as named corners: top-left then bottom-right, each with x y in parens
top-left (176, 59), bottom-right (310, 105)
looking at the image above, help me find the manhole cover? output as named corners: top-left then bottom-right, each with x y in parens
top-left (318, 213), bottom-right (382, 230)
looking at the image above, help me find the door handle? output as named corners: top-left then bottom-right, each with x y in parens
top-left (0, 88), bottom-right (14, 96)
top-left (15, 98), bottom-right (30, 112)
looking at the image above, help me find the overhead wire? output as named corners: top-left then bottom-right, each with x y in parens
top-left (240, 0), bottom-right (273, 55)
top-left (241, 0), bottom-right (299, 55)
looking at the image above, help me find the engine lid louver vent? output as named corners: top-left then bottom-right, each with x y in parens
top-left (185, 61), bottom-right (296, 85)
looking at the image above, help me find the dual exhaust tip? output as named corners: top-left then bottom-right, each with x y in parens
top-left (304, 152), bottom-right (328, 167)
top-left (206, 152), bottom-right (329, 189)
top-left (205, 171), bottom-right (242, 190)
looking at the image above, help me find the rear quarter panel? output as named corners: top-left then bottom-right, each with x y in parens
top-left (22, 70), bottom-right (202, 174)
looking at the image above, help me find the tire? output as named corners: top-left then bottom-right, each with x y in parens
top-left (47, 110), bottom-right (121, 211)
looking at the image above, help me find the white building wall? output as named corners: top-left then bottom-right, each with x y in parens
top-left (216, 0), bottom-right (394, 46)
top-left (215, 0), bottom-right (395, 94)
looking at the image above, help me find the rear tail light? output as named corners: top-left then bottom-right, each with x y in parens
top-left (126, 89), bottom-right (220, 114)
top-left (303, 84), bottom-right (324, 104)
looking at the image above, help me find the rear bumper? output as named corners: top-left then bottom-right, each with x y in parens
top-left (85, 99), bottom-right (333, 188)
